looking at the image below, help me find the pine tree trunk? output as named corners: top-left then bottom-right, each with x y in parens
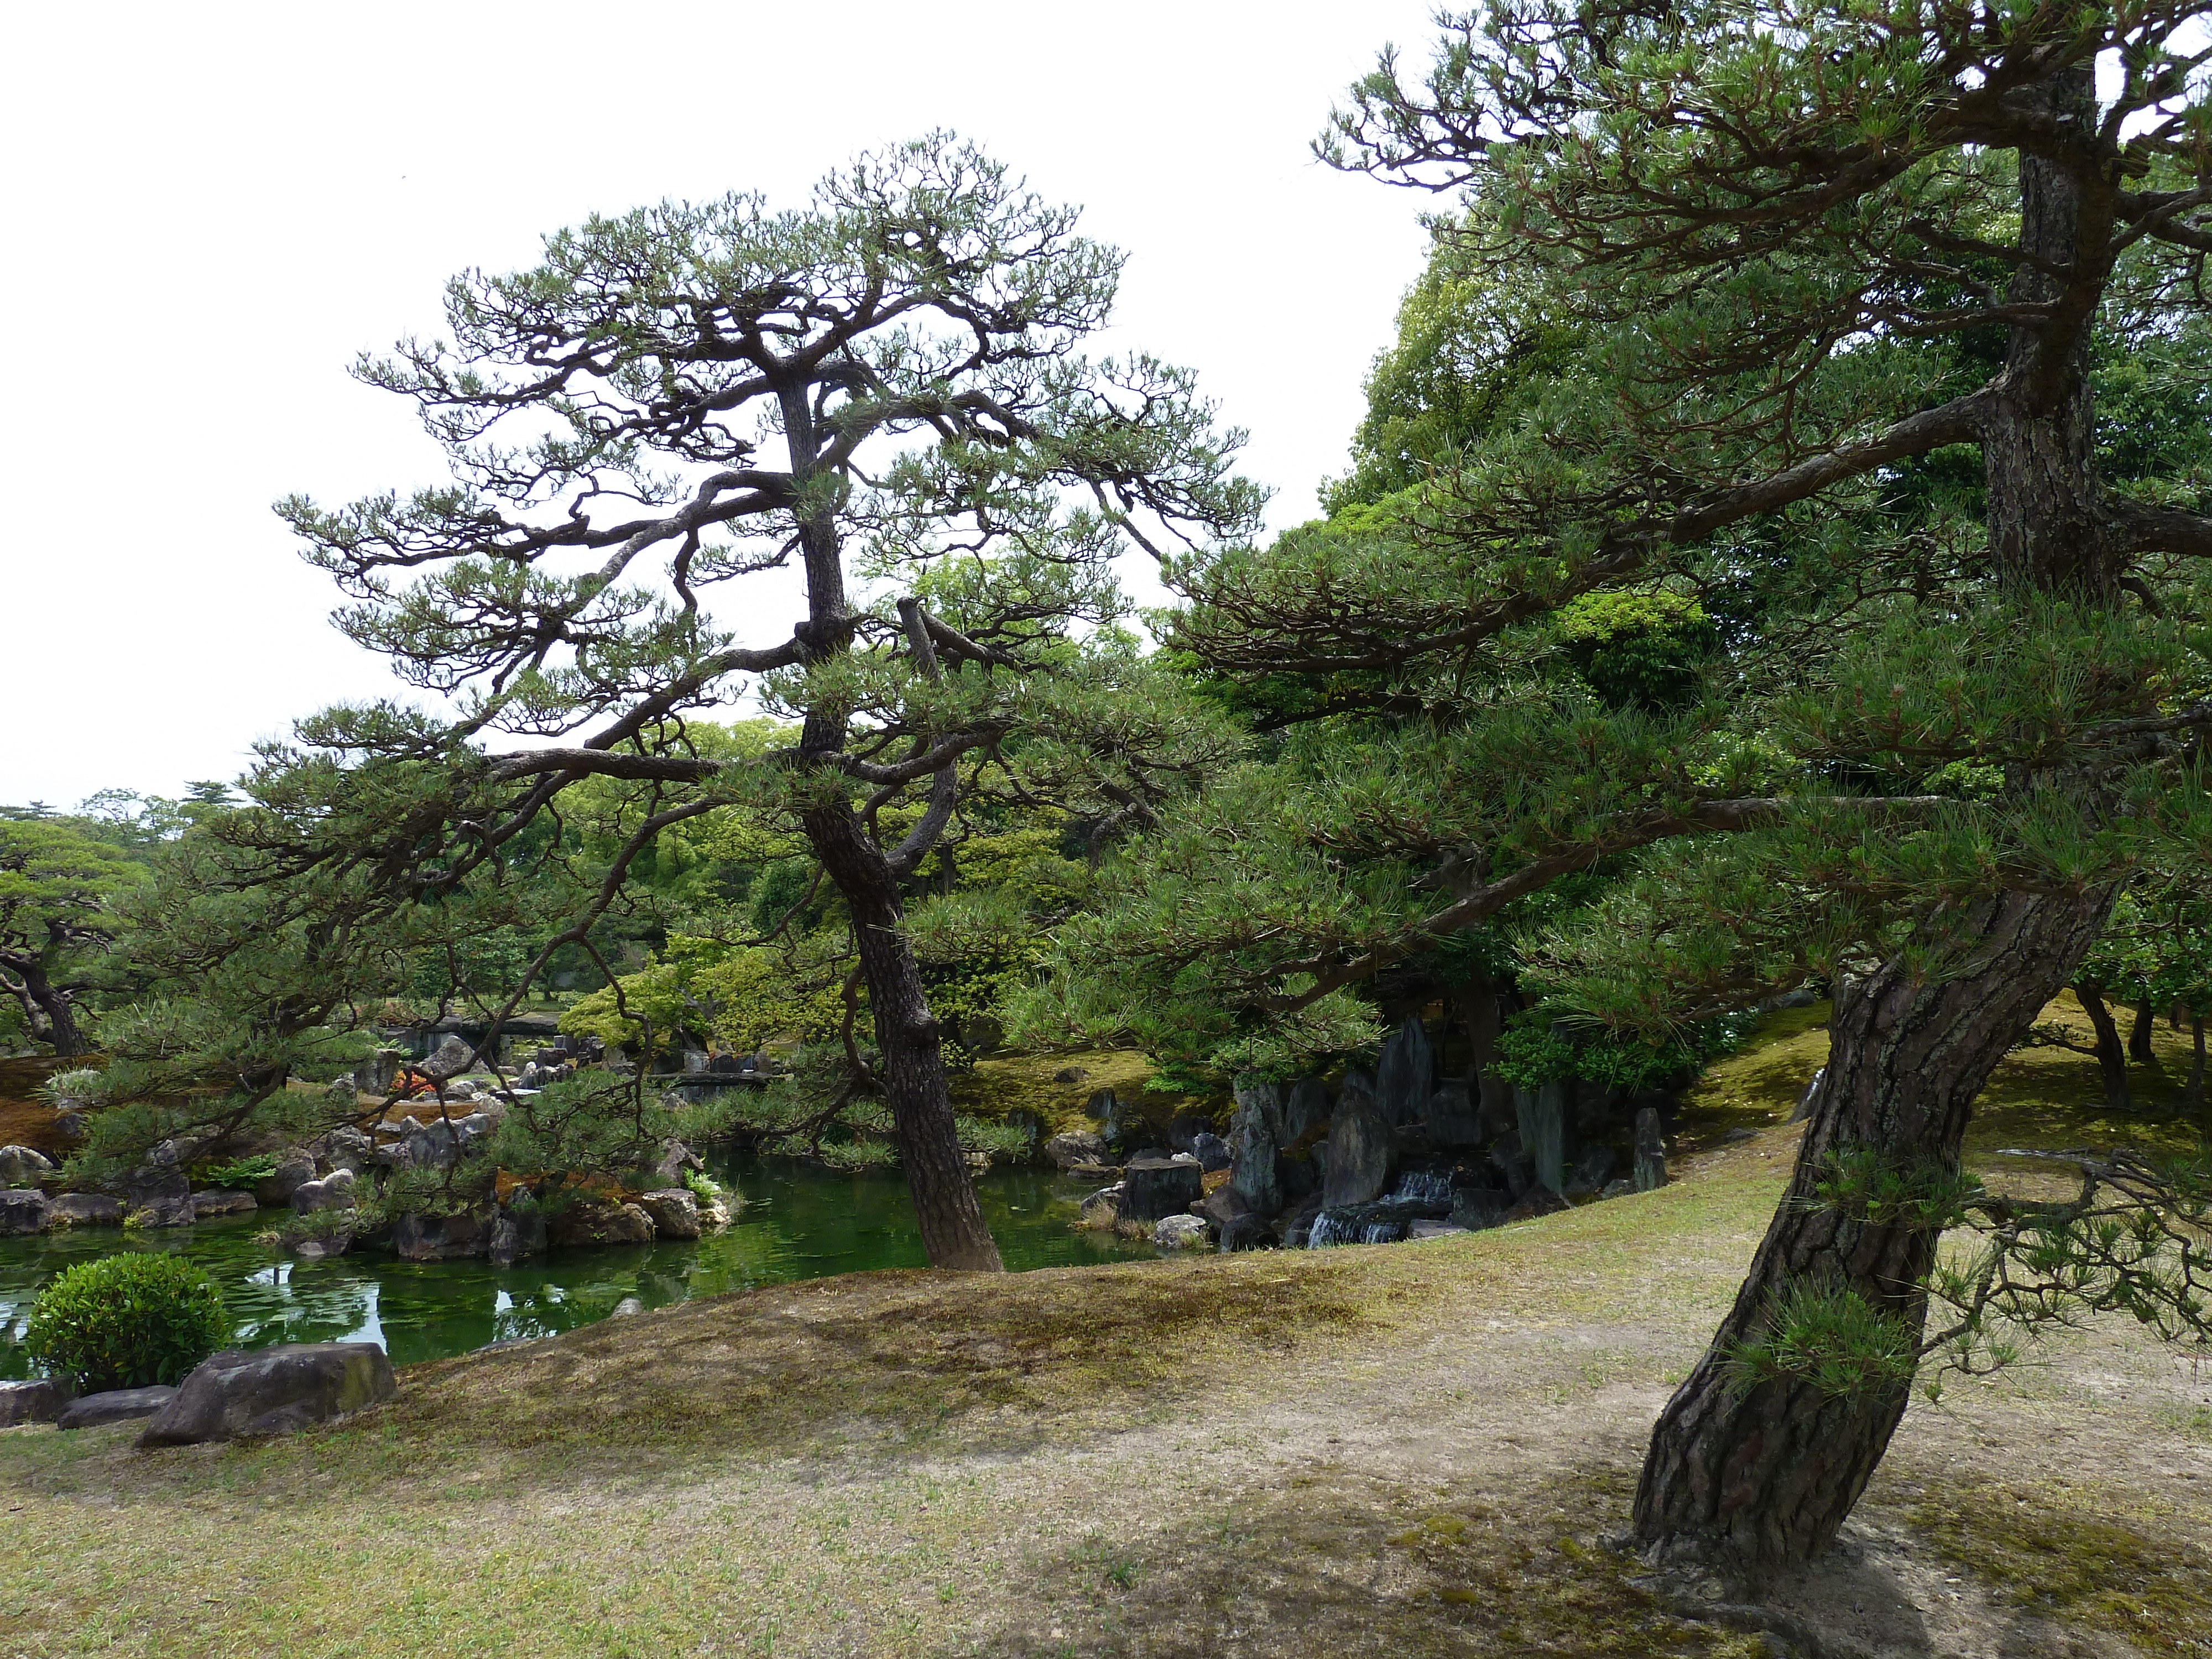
top-left (3, 957), bottom-right (87, 1057)
top-left (803, 805), bottom-right (1005, 1271)
top-left (2128, 1001), bottom-right (2159, 1067)
top-left (1631, 885), bottom-right (2116, 1564)
top-left (2077, 983), bottom-right (2132, 1110)
top-left (783, 462), bottom-right (1001, 1272)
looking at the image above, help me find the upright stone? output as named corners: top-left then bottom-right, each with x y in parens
top-left (1284, 1076), bottom-right (1331, 1142)
top-left (1516, 1084), bottom-right (1569, 1195)
top-left (1634, 1107), bottom-right (1669, 1192)
top-left (1421, 1082), bottom-right (1485, 1149)
top-left (1229, 1077), bottom-right (1285, 1216)
top-left (1375, 1016), bottom-right (1436, 1128)
top-left (1321, 1083), bottom-right (1393, 1207)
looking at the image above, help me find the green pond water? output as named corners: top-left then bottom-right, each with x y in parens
top-left (0, 1154), bottom-right (1149, 1379)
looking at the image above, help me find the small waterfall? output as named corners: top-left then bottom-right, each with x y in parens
top-left (1360, 1219), bottom-right (1406, 1244)
top-left (1307, 1210), bottom-right (1357, 1249)
top-left (1390, 1169), bottom-right (1454, 1206)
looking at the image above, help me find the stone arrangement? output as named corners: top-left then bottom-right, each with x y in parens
top-left (1053, 1015), bottom-right (1677, 1254)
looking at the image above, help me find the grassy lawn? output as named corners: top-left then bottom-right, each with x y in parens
top-left (0, 1004), bottom-right (2205, 1657)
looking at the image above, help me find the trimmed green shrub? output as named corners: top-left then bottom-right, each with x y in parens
top-left (24, 1253), bottom-right (229, 1390)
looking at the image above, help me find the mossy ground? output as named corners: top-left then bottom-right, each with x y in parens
top-left (0, 1003), bottom-right (2205, 1656)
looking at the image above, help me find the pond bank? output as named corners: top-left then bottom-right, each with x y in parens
top-left (0, 1152), bottom-right (1150, 1375)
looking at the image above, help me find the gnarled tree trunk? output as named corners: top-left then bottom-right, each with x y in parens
top-left (804, 805), bottom-right (1004, 1271)
top-left (1, 954), bottom-right (87, 1057)
top-left (2077, 982), bottom-right (2133, 1110)
top-left (1632, 885), bottom-right (2117, 1562)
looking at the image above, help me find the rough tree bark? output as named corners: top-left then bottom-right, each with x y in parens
top-left (1636, 64), bottom-right (2136, 1564)
top-left (785, 407), bottom-right (1003, 1273)
top-left (1632, 885), bottom-right (2119, 1561)
top-left (0, 953), bottom-right (87, 1057)
top-left (2128, 1001), bottom-right (2160, 1068)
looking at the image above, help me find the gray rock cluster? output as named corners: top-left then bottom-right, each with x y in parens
top-left (1076, 1015), bottom-right (1684, 1256)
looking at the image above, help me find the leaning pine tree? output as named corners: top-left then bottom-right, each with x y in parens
top-left (1035, 4), bottom-right (2212, 1564)
top-left (252, 135), bottom-right (1258, 1271)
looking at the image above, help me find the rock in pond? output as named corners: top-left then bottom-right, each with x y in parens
top-left (291, 1168), bottom-right (358, 1214)
top-left (254, 1150), bottom-right (317, 1208)
top-left (1188, 1131), bottom-right (1233, 1172)
top-left (0, 1145), bottom-right (55, 1186)
top-left (0, 1378), bottom-right (74, 1427)
top-left (0, 1190), bottom-right (50, 1235)
top-left (487, 1201), bottom-right (547, 1267)
top-left (138, 1343), bottom-right (396, 1447)
top-left (49, 1192), bottom-right (121, 1227)
top-left (1407, 1220), bottom-right (1472, 1241)
top-left (191, 1188), bottom-right (259, 1219)
top-left (1045, 1129), bottom-right (1109, 1170)
top-left (1118, 1155), bottom-right (1204, 1223)
top-left (547, 1198), bottom-right (655, 1248)
top-left (123, 1141), bottom-right (195, 1227)
top-left (392, 1210), bottom-right (490, 1261)
top-left (1151, 1213), bottom-right (1212, 1250)
top-left (611, 1296), bottom-right (645, 1317)
top-left (1078, 1185), bottom-right (1123, 1229)
top-left (58, 1386), bottom-right (177, 1431)
top-left (635, 1188), bottom-right (701, 1240)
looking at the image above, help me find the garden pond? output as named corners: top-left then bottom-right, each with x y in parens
top-left (0, 1153), bottom-right (1150, 1379)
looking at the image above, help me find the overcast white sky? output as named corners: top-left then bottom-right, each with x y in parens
top-left (1, 1), bottom-right (1442, 809)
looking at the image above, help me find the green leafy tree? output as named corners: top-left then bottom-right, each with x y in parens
top-left (0, 813), bottom-right (145, 1055)
top-left (1051, 2), bottom-right (2212, 1567)
top-left (147, 134), bottom-right (1260, 1270)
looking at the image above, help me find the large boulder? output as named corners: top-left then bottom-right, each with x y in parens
top-left (1117, 1155), bottom-right (1204, 1223)
top-left (1489, 1132), bottom-right (1536, 1201)
top-left (191, 1189), bottom-right (258, 1220)
top-left (0, 1145), bottom-right (55, 1186)
top-left (50, 1192), bottom-right (121, 1227)
top-left (392, 1210), bottom-right (489, 1261)
top-left (137, 1343), bottom-right (396, 1447)
top-left (124, 1142), bottom-right (195, 1227)
top-left (0, 1190), bottom-right (50, 1236)
top-left (420, 1035), bottom-right (477, 1079)
top-left (1515, 1083), bottom-right (1571, 1195)
top-left (1217, 1213), bottom-right (1279, 1253)
top-left (1375, 1016), bottom-right (1437, 1128)
top-left (254, 1150), bottom-right (317, 1208)
top-left (635, 1188), bottom-right (701, 1240)
top-left (0, 1378), bottom-right (72, 1426)
top-left (1187, 1131), bottom-right (1233, 1173)
top-left (1319, 1086), bottom-right (1393, 1208)
top-left (1077, 1185), bottom-right (1123, 1230)
top-left (1565, 1145), bottom-right (1618, 1197)
top-left (57, 1386), bottom-right (176, 1430)
top-left (1228, 1078), bottom-right (1284, 1217)
top-left (487, 1201), bottom-right (547, 1267)
top-left (1283, 1076), bottom-right (1332, 1143)
top-left (1421, 1083), bottom-right (1486, 1150)
top-left (291, 1168), bottom-right (358, 1215)
top-left (1045, 1129), bottom-right (1109, 1171)
top-left (1151, 1214), bottom-right (1212, 1251)
top-left (547, 1198), bottom-right (656, 1248)
top-left (310, 1125), bottom-right (373, 1176)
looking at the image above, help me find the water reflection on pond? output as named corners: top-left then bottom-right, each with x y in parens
top-left (0, 1153), bottom-right (1147, 1376)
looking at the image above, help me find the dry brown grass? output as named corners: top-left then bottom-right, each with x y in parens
top-left (0, 1004), bottom-right (2205, 1657)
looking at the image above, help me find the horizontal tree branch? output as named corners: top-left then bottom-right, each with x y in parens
top-left (1261, 795), bottom-right (1949, 1013)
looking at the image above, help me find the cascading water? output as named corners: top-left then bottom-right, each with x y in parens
top-left (1307, 1210), bottom-right (1357, 1249)
top-left (1389, 1169), bottom-right (1455, 1206)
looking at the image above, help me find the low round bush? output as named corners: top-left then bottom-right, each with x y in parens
top-left (23, 1253), bottom-right (229, 1391)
